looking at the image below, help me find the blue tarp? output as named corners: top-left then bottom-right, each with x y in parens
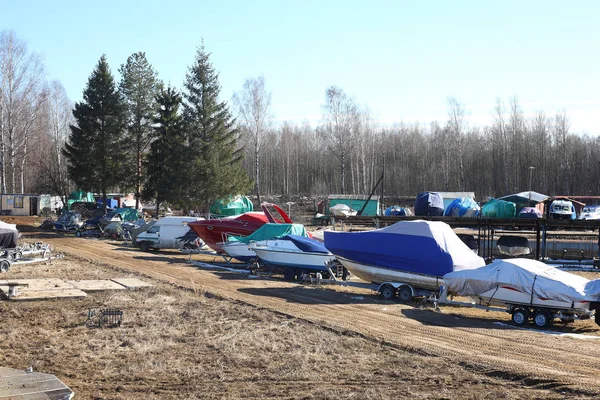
top-left (281, 235), bottom-right (330, 254)
top-left (97, 198), bottom-right (118, 209)
top-left (385, 206), bottom-right (411, 216)
top-left (324, 220), bottom-right (485, 278)
top-left (444, 198), bottom-right (480, 217)
top-left (414, 192), bottom-right (444, 216)
top-left (518, 207), bottom-right (542, 219)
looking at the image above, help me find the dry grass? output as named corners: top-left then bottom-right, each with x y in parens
top-left (0, 254), bottom-right (581, 400)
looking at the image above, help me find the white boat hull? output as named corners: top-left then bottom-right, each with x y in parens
top-left (251, 245), bottom-right (335, 272)
top-left (336, 256), bottom-right (444, 291)
top-left (220, 242), bottom-right (256, 262)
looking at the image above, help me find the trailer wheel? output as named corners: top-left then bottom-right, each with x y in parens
top-left (75, 230), bottom-right (82, 238)
top-left (0, 260), bottom-right (9, 273)
top-left (533, 310), bottom-right (552, 328)
top-left (397, 285), bottom-right (413, 303)
top-left (283, 268), bottom-right (296, 281)
top-left (380, 284), bottom-right (396, 300)
top-left (511, 308), bottom-right (529, 326)
top-left (139, 241), bottom-right (150, 252)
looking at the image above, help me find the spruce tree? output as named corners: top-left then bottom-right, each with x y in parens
top-left (182, 44), bottom-right (252, 211)
top-left (63, 55), bottom-right (126, 212)
top-left (119, 52), bottom-right (161, 209)
top-left (142, 86), bottom-right (187, 217)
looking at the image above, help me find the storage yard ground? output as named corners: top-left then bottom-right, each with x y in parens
top-left (2, 217), bottom-right (600, 399)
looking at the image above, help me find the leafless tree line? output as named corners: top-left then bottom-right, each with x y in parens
top-left (238, 85), bottom-right (599, 202)
top-left (0, 30), bottom-right (73, 198)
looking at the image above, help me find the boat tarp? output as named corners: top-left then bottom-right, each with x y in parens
top-left (97, 198), bottom-right (118, 209)
top-left (518, 207), bottom-right (542, 219)
top-left (67, 190), bottom-right (95, 209)
top-left (210, 195), bottom-right (254, 216)
top-left (103, 221), bottom-right (123, 235)
top-left (444, 258), bottom-right (600, 303)
top-left (481, 198), bottom-right (516, 218)
top-left (444, 197), bottom-right (480, 217)
top-left (227, 223), bottom-right (308, 243)
top-left (414, 192), bottom-right (444, 216)
top-left (112, 207), bottom-right (139, 221)
top-left (385, 206), bottom-right (412, 216)
top-left (0, 220), bottom-right (18, 248)
top-left (498, 191), bottom-right (549, 205)
top-left (324, 220), bottom-right (485, 277)
top-left (280, 234), bottom-right (330, 254)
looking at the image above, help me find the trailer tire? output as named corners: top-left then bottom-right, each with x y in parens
top-left (0, 260), bottom-right (9, 273)
top-left (283, 268), bottom-right (296, 281)
top-left (397, 285), bottom-right (413, 303)
top-left (139, 241), bottom-right (150, 252)
top-left (511, 308), bottom-right (529, 326)
top-left (533, 310), bottom-right (552, 328)
top-left (380, 284), bottom-right (396, 300)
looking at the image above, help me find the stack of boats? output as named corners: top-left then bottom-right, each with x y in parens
top-left (189, 204), bottom-right (336, 279)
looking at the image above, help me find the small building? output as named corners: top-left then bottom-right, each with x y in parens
top-left (327, 194), bottom-right (380, 216)
top-left (0, 193), bottom-right (40, 216)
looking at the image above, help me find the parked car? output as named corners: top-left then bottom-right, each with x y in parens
top-left (135, 216), bottom-right (204, 251)
top-left (578, 205), bottom-right (600, 221)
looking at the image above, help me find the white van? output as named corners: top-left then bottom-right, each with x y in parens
top-left (135, 216), bottom-right (204, 251)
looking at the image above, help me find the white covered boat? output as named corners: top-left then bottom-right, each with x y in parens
top-left (443, 258), bottom-right (600, 327)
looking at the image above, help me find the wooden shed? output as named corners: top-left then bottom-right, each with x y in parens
top-left (0, 194), bottom-right (39, 216)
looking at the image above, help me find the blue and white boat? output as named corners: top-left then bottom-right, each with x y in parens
top-left (324, 220), bottom-right (485, 291)
top-left (249, 235), bottom-right (335, 277)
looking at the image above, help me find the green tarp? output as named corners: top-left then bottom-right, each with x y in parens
top-left (111, 207), bottom-right (139, 222)
top-left (482, 198), bottom-right (517, 218)
top-left (210, 195), bottom-right (253, 216)
top-left (227, 223), bottom-right (309, 243)
top-left (67, 190), bottom-right (95, 210)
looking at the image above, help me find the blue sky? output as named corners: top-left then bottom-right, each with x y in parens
top-left (2, 1), bottom-right (599, 133)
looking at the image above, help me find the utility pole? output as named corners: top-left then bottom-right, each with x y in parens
top-left (528, 166), bottom-right (535, 205)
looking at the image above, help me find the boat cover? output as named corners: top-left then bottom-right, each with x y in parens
top-left (227, 223), bottom-right (308, 243)
top-left (210, 195), bottom-right (254, 216)
top-left (481, 198), bottom-right (516, 218)
top-left (443, 258), bottom-right (600, 303)
top-left (414, 192), bottom-right (444, 216)
top-left (385, 206), bottom-right (412, 216)
top-left (329, 204), bottom-right (357, 217)
top-left (280, 235), bottom-right (330, 254)
top-left (0, 221), bottom-right (18, 248)
top-left (518, 207), bottom-right (542, 219)
top-left (444, 197), bottom-right (480, 217)
top-left (324, 220), bottom-right (485, 277)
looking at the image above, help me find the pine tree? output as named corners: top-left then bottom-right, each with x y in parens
top-left (63, 55), bottom-right (126, 211)
top-left (142, 86), bottom-right (187, 216)
top-left (119, 52), bottom-right (162, 209)
top-left (182, 44), bottom-right (252, 211)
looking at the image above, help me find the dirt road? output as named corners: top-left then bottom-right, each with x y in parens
top-left (34, 232), bottom-right (600, 396)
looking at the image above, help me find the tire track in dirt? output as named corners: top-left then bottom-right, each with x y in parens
top-left (40, 236), bottom-right (600, 395)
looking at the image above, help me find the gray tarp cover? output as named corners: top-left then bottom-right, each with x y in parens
top-left (444, 258), bottom-right (600, 303)
top-left (0, 221), bottom-right (17, 248)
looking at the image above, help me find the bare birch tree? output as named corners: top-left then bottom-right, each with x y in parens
top-left (0, 30), bottom-right (46, 193)
top-left (447, 97), bottom-right (466, 191)
top-left (320, 86), bottom-right (359, 194)
top-left (232, 75), bottom-right (272, 204)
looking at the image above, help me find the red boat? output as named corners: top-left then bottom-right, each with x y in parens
top-left (188, 203), bottom-right (293, 253)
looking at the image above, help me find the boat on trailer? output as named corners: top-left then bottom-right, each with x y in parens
top-left (250, 235), bottom-right (336, 281)
top-left (324, 220), bottom-right (485, 300)
top-left (442, 258), bottom-right (600, 328)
